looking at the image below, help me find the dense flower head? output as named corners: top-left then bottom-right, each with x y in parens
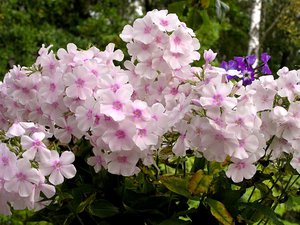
top-left (0, 9), bottom-right (300, 215)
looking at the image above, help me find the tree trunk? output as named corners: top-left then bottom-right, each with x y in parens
top-left (248, 0), bottom-right (262, 60)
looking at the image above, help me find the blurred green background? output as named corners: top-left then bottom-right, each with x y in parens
top-left (0, 0), bottom-right (299, 78)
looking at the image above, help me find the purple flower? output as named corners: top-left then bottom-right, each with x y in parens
top-left (245, 55), bottom-right (257, 66)
top-left (261, 52), bottom-right (271, 63)
top-left (241, 67), bottom-right (255, 86)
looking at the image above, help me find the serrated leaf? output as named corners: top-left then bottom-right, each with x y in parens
top-left (188, 170), bottom-right (213, 195)
top-left (88, 199), bottom-right (119, 218)
top-left (206, 198), bottom-right (234, 225)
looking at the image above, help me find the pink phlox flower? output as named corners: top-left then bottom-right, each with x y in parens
top-left (119, 24), bottom-right (134, 42)
top-left (163, 49), bottom-right (196, 70)
top-left (151, 50), bottom-right (171, 74)
top-left (201, 126), bottom-right (239, 162)
top-left (149, 9), bottom-right (180, 32)
top-left (251, 84), bottom-right (277, 111)
top-left (73, 48), bottom-right (94, 64)
top-left (169, 27), bottom-right (193, 54)
top-left (64, 66), bottom-right (97, 100)
top-left (268, 137), bottom-right (293, 160)
top-left (36, 46), bottom-right (58, 74)
top-left (31, 173), bottom-right (56, 203)
top-left (132, 15), bottom-right (158, 44)
top-left (277, 69), bottom-right (300, 102)
top-left (290, 152), bottom-right (300, 174)
top-left (127, 41), bottom-right (155, 61)
top-left (173, 120), bottom-right (190, 156)
top-left (6, 122), bottom-right (35, 138)
top-left (57, 43), bottom-right (78, 69)
top-left (102, 120), bottom-right (137, 151)
top-left (100, 86), bottom-right (133, 122)
top-left (260, 111), bottom-right (277, 141)
top-left (21, 132), bottom-right (51, 161)
top-left (135, 59), bottom-right (158, 79)
top-left (127, 100), bottom-right (151, 125)
top-left (39, 151), bottom-right (76, 185)
top-left (63, 96), bottom-right (84, 113)
top-left (98, 43), bottom-right (124, 65)
top-left (149, 103), bottom-right (169, 136)
top-left (225, 106), bottom-right (255, 138)
top-left (203, 49), bottom-right (217, 64)
top-left (87, 148), bottom-right (107, 173)
top-left (199, 82), bottom-right (237, 109)
top-left (4, 158), bottom-right (40, 197)
top-left (84, 59), bottom-right (108, 78)
top-left (12, 73), bottom-right (40, 105)
top-left (41, 96), bottom-right (68, 120)
top-left (132, 122), bottom-right (158, 150)
top-left (75, 97), bottom-right (98, 132)
top-left (186, 117), bottom-right (210, 150)
top-left (0, 143), bottom-right (17, 180)
top-left (39, 71), bottom-right (65, 103)
top-left (106, 150), bottom-right (140, 176)
top-left (54, 116), bottom-right (83, 144)
top-left (97, 71), bottom-right (129, 94)
top-left (235, 134), bottom-right (260, 160)
top-left (226, 156), bottom-right (257, 183)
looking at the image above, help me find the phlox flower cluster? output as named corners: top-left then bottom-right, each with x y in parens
top-left (0, 123), bottom-right (75, 215)
top-left (0, 9), bottom-right (300, 213)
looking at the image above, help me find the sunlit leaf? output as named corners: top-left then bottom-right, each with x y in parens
top-left (206, 198), bottom-right (234, 225)
top-left (188, 170), bottom-right (213, 195)
top-left (160, 175), bottom-right (194, 199)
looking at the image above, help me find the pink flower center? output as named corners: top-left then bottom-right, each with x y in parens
top-left (117, 156), bottom-right (127, 163)
top-left (32, 140), bottom-right (41, 147)
top-left (215, 133), bottom-right (225, 141)
top-left (144, 26), bottom-right (152, 34)
top-left (213, 94), bottom-right (223, 106)
top-left (16, 172), bottom-right (26, 181)
top-left (52, 160), bottom-right (61, 170)
top-left (75, 78), bottom-right (85, 88)
top-left (235, 118), bottom-right (244, 126)
top-left (22, 87), bottom-right (30, 94)
top-left (160, 19), bottom-right (169, 27)
top-left (133, 109), bottom-right (142, 118)
top-left (111, 84), bottom-right (120, 93)
top-left (235, 162), bottom-right (246, 170)
top-left (1, 156), bottom-right (9, 166)
top-left (138, 128), bottom-right (147, 137)
top-left (94, 114), bottom-right (101, 126)
top-left (170, 87), bottom-right (178, 95)
top-left (115, 130), bottom-right (126, 139)
top-left (173, 36), bottom-right (181, 45)
top-left (95, 155), bottom-right (102, 164)
top-left (49, 83), bottom-right (56, 92)
top-left (65, 126), bottom-right (73, 133)
top-left (86, 109), bottom-right (93, 120)
top-left (112, 101), bottom-right (123, 110)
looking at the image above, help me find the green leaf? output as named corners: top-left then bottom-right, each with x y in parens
top-left (76, 193), bottom-right (96, 213)
top-left (206, 198), bottom-right (234, 225)
top-left (188, 170), bottom-right (213, 195)
top-left (88, 199), bottom-right (119, 218)
top-left (239, 202), bottom-right (284, 225)
top-left (160, 175), bottom-right (194, 199)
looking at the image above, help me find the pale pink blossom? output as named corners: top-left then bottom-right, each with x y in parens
top-left (226, 156), bottom-right (257, 183)
top-left (87, 148), bottom-right (107, 173)
top-left (4, 158), bottom-right (40, 197)
top-left (106, 150), bottom-right (140, 176)
top-left (132, 15), bottom-right (158, 44)
top-left (39, 151), bottom-right (76, 185)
